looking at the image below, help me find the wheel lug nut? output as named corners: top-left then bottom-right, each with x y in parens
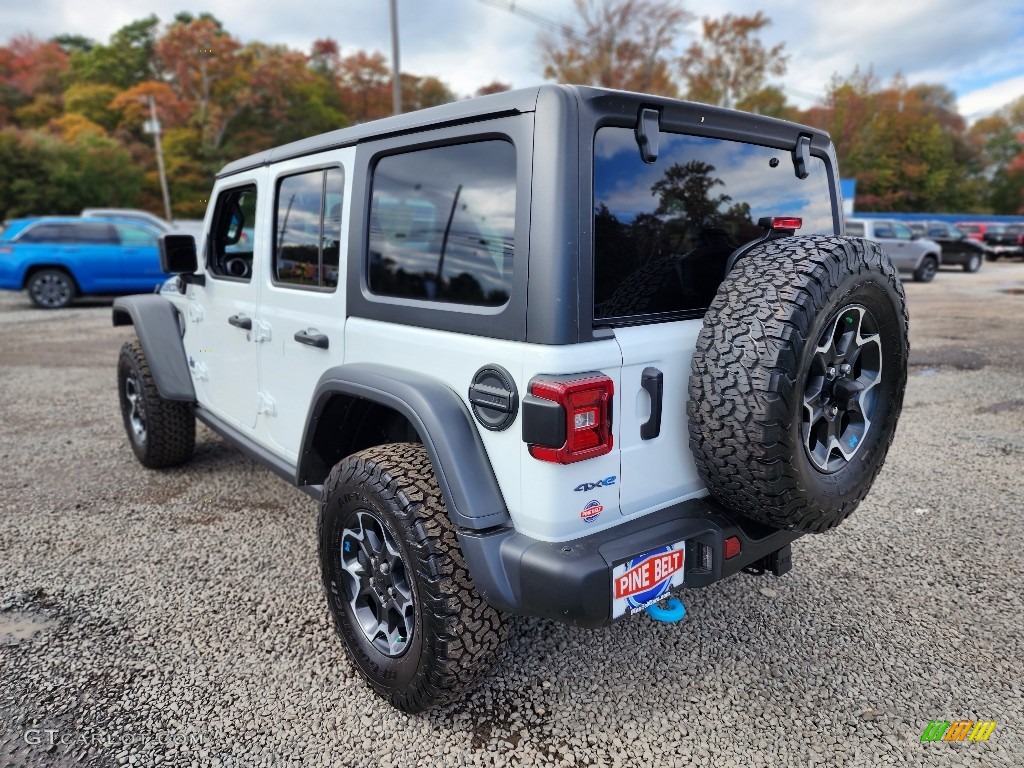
top-left (379, 563), bottom-right (390, 575)
top-left (840, 364), bottom-right (851, 375)
top-left (830, 405), bottom-right (839, 417)
top-left (827, 367), bottom-right (837, 379)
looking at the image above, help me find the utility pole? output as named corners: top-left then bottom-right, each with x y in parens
top-left (145, 95), bottom-right (173, 222)
top-left (389, 0), bottom-right (402, 115)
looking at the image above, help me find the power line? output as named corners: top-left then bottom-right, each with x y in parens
top-left (476, 0), bottom-right (571, 34)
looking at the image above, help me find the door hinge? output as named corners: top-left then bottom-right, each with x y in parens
top-left (257, 392), bottom-right (277, 416)
top-left (188, 358), bottom-right (209, 381)
top-left (253, 320), bottom-right (272, 343)
top-left (188, 303), bottom-right (204, 323)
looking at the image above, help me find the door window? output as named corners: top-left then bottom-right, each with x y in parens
top-left (115, 224), bottom-right (157, 247)
top-left (273, 167), bottom-right (344, 289)
top-left (208, 185), bottom-right (257, 281)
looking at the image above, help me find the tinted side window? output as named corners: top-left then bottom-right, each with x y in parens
top-left (274, 167), bottom-right (344, 289)
top-left (208, 185), bottom-right (257, 281)
top-left (368, 140), bottom-right (516, 307)
top-left (593, 128), bottom-right (835, 321)
top-left (72, 223), bottom-right (118, 244)
top-left (115, 224), bottom-right (157, 247)
top-left (20, 223), bottom-right (69, 243)
top-left (873, 223), bottom-right (895, 238)
top-left (846, 221), bottom-right (865, 237)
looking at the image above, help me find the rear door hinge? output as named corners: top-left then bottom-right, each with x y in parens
top-left (188, 303), bottom-right (204, 323)
top-left (257, 392), bottom-right (277, 416)
top-left (188, 358), bottom-right (209, 382)
top-left (253, 320), bottom-right (272, 343)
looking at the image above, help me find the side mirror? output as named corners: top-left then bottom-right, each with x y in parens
top-left (159, 233), bottom-right (205, 286)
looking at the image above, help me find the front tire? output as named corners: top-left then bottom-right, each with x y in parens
top-left (318, 443), bottom-right (507, 712)
top-left (688, 236), bottom-right (909, 533)
top-left (963, 254), bottom-right (982, 273)
top-left (27, 268), bottom-right (76, 308)
top-left (117, 340), bottom-right (195, 468)
top-left (913, 255), bottom-right (938, 282)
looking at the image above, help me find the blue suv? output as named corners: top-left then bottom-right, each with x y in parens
top-left (0, 216), bottom-right (167, 308)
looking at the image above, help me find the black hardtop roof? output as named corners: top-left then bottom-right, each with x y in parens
top-left (216, 84), bottom-right (830, 179)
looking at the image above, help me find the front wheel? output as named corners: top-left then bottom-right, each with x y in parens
top-left (913, 255), bottom-right (938, 282)
top-left (117, 340), bottom-right (195, 468)
top-left (963, 254), bottom-right (982, 273)
top-left (318, 443), bottom-right (507, 712)
top-left (27, 268), bottom-right (76, 308)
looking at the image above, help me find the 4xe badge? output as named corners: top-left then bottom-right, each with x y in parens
top-left (574, 475), bottom-right (616, 492)
top-left (580, 500), bottom-right (603, 523)
top-left (611, 543), bottom-right (685, 619)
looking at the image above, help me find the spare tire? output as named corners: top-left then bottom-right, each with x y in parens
top-left (687, 235), bottom-right (908, 533)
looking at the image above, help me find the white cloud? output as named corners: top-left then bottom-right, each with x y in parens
top-left (958, 75), bottom-right (1024, 119)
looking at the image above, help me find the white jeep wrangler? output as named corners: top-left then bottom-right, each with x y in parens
top-left (113, 85), bottom-right (909, 712)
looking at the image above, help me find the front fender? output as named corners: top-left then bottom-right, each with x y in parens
top-left (299, 363), bottom-right (511, 531)
top-left (112, 295), bottom-right (195, 402)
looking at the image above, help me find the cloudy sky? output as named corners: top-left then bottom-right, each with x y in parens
top-left (3, 0), bottom-right (1022, 119)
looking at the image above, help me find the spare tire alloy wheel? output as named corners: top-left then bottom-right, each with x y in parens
top-left (802, 305), bottom-right (881, 473)
top-left (688, 235), bottom-right (909, 533)
top-left (319, 443), bottom-right (507, 712)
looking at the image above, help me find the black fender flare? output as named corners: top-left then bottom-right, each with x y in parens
top-left (298, 363), bottom-right (511, 531)
top-left (112, 295), bottom-right (195, 402)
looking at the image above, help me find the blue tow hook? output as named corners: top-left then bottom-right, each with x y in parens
top-left (646, 597), bottom-right (686, 623)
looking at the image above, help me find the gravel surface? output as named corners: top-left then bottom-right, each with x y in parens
top-left (1, 263), bottom-right (1023, 767)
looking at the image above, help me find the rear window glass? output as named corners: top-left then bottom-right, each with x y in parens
top-left (593, 128), bottom-right (834, 321)
top-left (368, 140), bottom-right (516, 307)
top-left (845, 221), bottom-right (865, 237)
top-left (19, 223), bottom-right (70, 243)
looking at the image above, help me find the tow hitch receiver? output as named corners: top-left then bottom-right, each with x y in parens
top-left (742, 544), bottom-right (793, 577)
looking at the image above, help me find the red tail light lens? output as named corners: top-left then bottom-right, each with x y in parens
top-left (528, 375), bottom-right (614, 464)
top-left (724, 536), bottom-right (741, 559)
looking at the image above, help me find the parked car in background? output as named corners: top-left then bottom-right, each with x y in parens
top-left (905, 221), bottom-right (987, 272)
top-left (955, 221), bottom-right (1002, 243)
top-left (0, 216), bottom-right (165, 308)
top-left (846, 218), bottom-right (942, 282)
top-left (982, 223), bottom-right (1024, 259)
top-left (81, 208), bottom-right (205, 240)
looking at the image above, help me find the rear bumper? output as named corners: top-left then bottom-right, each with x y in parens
top-left (458, 496), bottom-right (801, 628)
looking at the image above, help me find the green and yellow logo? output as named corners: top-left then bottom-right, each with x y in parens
top-left (920, 720), bottom-right (996, 742)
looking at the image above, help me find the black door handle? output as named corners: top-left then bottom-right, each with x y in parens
top-left (640, 367), bottom-right (663, 440)
top-left (228, 314), bottom-right (252, 330)
top-left (294, 329), bottom-right (329, 349)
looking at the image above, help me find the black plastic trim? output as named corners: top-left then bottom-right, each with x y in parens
top-left (521, 395), bottom-right (565, 448)
top-left (639, 367), bottom-right (663, 439)
top-left (297, 363), bottom-right (510, 530)
top-left (111, 295), bottom-right (195, 402)
top-left (458, 495), bottom-right (802, 628)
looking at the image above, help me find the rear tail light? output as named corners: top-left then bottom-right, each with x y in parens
top-left (770, 216), bottom-right (802, 230)
top-left (724, 536), bottom-right (742, 559)
top-left (524, 374), bottom-right (614, 464)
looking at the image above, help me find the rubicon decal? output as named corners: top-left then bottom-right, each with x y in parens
top-left (574, 476), bottom-right (616, 492)
top-left (611, 543), bottom-right (685, 619)
top-left (580, 500), bottom-right (603, 523)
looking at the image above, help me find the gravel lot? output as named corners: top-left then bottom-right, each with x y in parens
top-left (2, 262), bottom-right (1023, 768)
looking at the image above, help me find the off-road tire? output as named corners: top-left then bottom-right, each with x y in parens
top-left (27, 268), bottom-right (76, 309)
top-left (688, 235), bottom-right (909, 533)
top-left (913, 255), bottom-right (938, 282)
top-left (117, 340), bottom-right (195, 468)
top-left (318, 443), bottom-right (507, 712)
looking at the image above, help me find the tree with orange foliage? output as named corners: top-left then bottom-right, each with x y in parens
top-left (538, 0), bottom-right (691, 96)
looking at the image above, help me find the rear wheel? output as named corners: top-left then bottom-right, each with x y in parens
top-left (318, 443), bottom-right (507, 712)
top-left (963, 253), bottom-right (982, 273)
top-left (117, 340), bottom-right (195, 468)
top-left (913, 255), bottom-right (938, 282)
top-left (688, 235), bottom-right (909, 533)
top-left (27, 268), bottom-right (75, 309)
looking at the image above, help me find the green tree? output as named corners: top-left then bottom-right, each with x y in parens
top-left (679, 12), bottom-right (787, 111)
top-left (539, 0), bottom-right (691, 95)
top-left (68, 16), bottom-right (159, 89)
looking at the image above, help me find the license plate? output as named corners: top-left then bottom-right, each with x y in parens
top-left (611, 542), bottom-right (685, 619)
